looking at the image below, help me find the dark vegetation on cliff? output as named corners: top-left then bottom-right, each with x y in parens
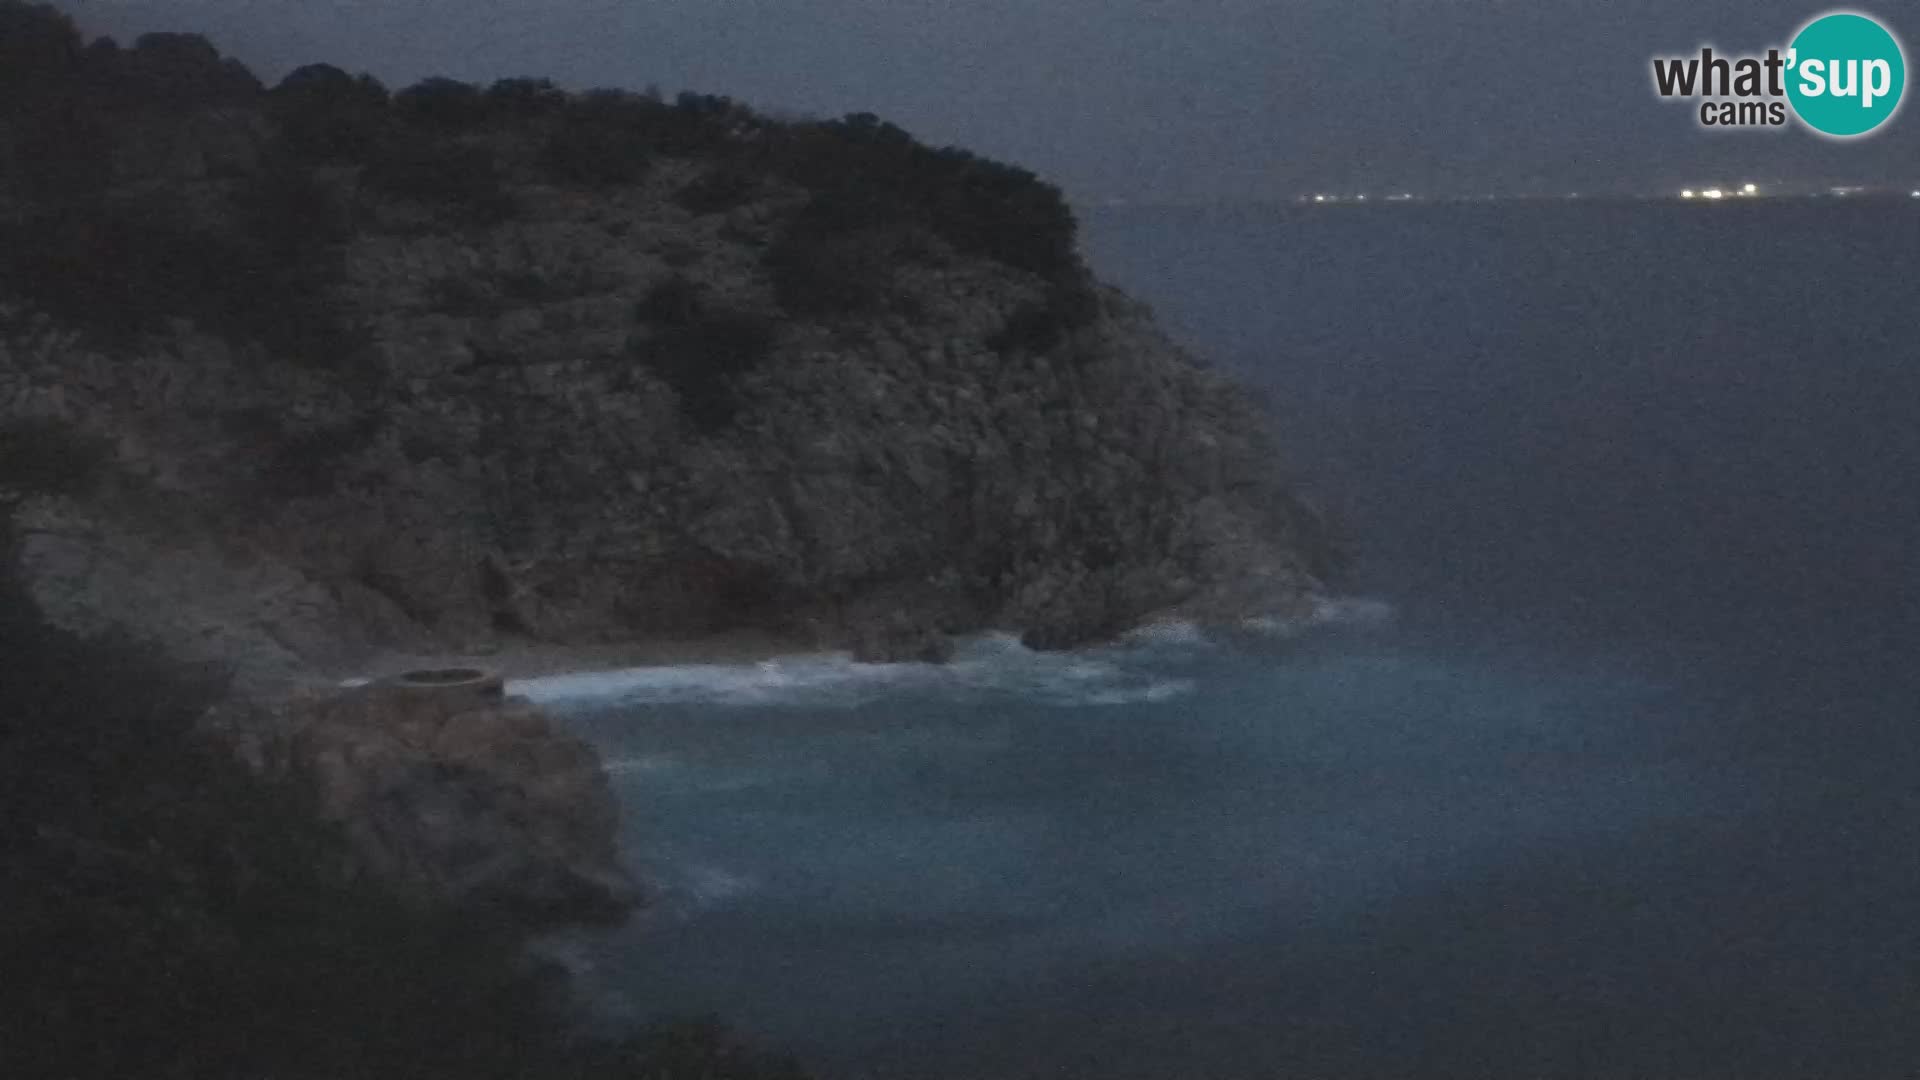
top-left (0, 0), bottom-right (1091, 369)
top-left (0, 520), bottom-right (807, 1077)
top-left (0, 373), bottom-right (799, 1080)
top-left (0, 0), bottom-right (1345, 665)
top-left (0, 3), bottom-right (1350, 1072)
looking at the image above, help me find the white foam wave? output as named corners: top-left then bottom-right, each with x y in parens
top-left (1240, 595), bottom-right (1397, 638)
top-left (1072, 678), bottom-right (1197, 707)
top-left (510, 600), bottom-right (1395, 712)
top-left (1313, 595), bottom-right (1397, 626)
top-left (512, 654), bottom-right (927, 708)
top-left (682, 864), bottom-right (760, 903)
top-left (511, 632), bottom-right (1198, 711)
top-left (1122, 618), bottom-right (1210, 647)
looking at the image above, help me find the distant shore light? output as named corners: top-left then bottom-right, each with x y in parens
top-left (1742, 183), bottom-right (1759, 196)
top-left (1681, 190), bottom-right (1697, 199)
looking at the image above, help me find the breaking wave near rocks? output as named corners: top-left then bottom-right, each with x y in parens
top-left (511, 597), bottom-right (1393, 712)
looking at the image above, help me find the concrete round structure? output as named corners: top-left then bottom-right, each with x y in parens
top-left (379, 666), bottom-right (507, 707)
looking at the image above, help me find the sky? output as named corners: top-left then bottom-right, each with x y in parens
top-left (64, 0), bottom-right (1920, 203)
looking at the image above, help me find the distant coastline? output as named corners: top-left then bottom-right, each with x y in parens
top-left (1082, 186), bottom-right (1920, 211)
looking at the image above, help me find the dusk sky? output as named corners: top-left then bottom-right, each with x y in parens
top-left (68, 0), bottom-right (1920, 202)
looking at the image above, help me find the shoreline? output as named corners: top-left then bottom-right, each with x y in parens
top-left (339, 628), bottom-right (819, 687)
top-left (327, 595), bottom-right (1389, 690)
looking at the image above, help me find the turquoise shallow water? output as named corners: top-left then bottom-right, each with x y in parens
top-left (534, 203), bottom-right (1920, 1079)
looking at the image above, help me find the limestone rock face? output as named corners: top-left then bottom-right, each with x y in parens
top-left (0, 104), bottom-right (1341, 679)
top-left (246, 681), bottom-right (641, 925)
top-left (0, 86), bottom-right (1344, 932)
top-left (0, 42), bottom-right (1364, 959)
top-left (8, 495), bottom-right (425, 695)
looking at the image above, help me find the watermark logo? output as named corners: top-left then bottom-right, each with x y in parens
top-left (1787, 13), bottom-right (1905, 135)
top-left (1651, 10), bottom-right (1906, 138)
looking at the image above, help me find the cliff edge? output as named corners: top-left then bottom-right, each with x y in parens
top-left (0, 17), bottom-right (1342, 687)
top-left (207, 672), bottom-right (642, 924)
top-left (0, 6), bottom-right (1343, 919)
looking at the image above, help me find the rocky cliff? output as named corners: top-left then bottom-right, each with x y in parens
top-left (1, 273), bottom-right (1327, 680)
top-left (0, 29), bottom-right (1341, 685)
top-left (0, 6), bottom-right (1341, 918)
top-left (206, 674), bottom-right (641, 924)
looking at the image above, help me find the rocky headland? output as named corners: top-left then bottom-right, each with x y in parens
top-left (0, 6), bottom-right (1343, 921)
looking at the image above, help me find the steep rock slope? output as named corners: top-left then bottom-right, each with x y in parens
top-left (0, 2), bottom-right (1346, 927)
top-left (0, 11), bottom-right (1342, 681)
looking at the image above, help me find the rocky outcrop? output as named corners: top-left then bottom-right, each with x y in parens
top-left (0, 233), bottom-right (1334, 682)
top-left (0, 28), bottom-right (1344, 926)
top-left (0, 7), bottom-right (1347, 684)
top-left (215, 675), bottom-right (642, 925)
top-left (8, 493), bottom-right (428, 694)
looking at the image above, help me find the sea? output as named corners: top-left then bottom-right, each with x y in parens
top-left (526, 200), bottom-right (1920, 1079)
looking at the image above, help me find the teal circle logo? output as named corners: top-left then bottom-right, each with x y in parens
top-left (1786, 12), bottom-right (1906, 137)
